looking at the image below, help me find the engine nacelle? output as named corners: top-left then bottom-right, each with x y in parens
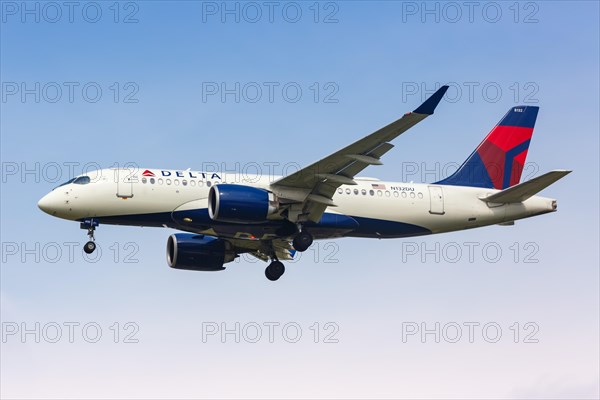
top-left (166, 233), bottom-right (232, 271)
top-left (208, 184), bottom-right (279, 224)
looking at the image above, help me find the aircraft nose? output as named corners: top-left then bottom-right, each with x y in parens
top-left (38, 193), bottom-right (57, 215)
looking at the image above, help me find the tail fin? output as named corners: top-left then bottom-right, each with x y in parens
top-left (436, 106), bottom-right (539, 189)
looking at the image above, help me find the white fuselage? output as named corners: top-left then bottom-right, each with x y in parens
top-left (38, 168), bottom-right (557, 240)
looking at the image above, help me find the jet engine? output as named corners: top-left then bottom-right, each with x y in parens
top-left (166, 233), bottom-right (235, 271)
top-left (208, 184), bottom-right (280, 224)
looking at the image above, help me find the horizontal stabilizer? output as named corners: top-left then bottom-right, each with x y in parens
top-left (480, 170), bottom-right (571, 203)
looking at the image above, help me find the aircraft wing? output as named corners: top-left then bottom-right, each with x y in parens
top-left (271, 85), bottom-right (449, 222)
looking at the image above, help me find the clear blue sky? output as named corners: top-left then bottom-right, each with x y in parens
top-left (1, 1), bottom-right (599, 398)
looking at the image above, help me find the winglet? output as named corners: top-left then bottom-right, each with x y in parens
top-left (413, 85), bottom-right (449, 115)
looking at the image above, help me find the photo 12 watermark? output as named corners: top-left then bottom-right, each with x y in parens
top-left (402, 81), bottom-right (539, 105)
top-left (201, 81), bottom-right (340, 104)
top-left (1, 82), bottom-right (140, 104)
top-left (1, 161), bottom-right (140, 184)
top-left (2, 321), bottom-right (140, 344)
top-left (399, 2), bottom-right (540, 24)
top-left (201, 321), bottom-right (340, 344)
top-left (401, 321), bottom-right (540, 343)
top-left (200, 1), bottom-right (340, 24)
top-left (235, 241), bottom-right (340, 264)
top-left (1, 1), bottom-right (140, 24)
top-left (1, 241), bottom-right (140, 264)
top-left (395, 161), bottom-right (540, 184)
top-left (400, 241), bottom-right (541, 264)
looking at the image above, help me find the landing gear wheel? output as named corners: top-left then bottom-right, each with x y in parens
top-left (265, 261), bottom-right (285, 281)
top-left (293, 231), bottom-right (313, 252)
top-left (81, 220), bottom-right (98, 254)
top-left (84, 241), bottom-right (96, 254)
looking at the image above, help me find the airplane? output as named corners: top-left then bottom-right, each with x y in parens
top-left (37, 86), bottom-right (571, 281)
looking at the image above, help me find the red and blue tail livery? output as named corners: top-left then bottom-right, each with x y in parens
top-left (437, 106), bottom-right (539, 190)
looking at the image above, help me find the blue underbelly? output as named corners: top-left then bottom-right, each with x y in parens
top-left (93, 209), bottom-right (431, 239)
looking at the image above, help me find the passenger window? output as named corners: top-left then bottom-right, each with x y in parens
top-left (410, 192), bottom-right (415, 198)
top-left (377, 190), bottom-right (382, 197)
top-left (207, 181), bottom-right (212, 187)
top-left (150, 178), bottom-right (155, 184)
top-left (174, 179), bottom-right (179, 186)
top-left (338, 188), bottom-right (343, 194)
top-left (182, 180), bottom-right (188, 186)
top-left (418, 192), bottom-right (423, 199)
top-left (393, 191), bottom-right (399, 198)
top-left (401, 192), bottom-right (407, 198)
top-left (354, 189), bottom-right (359, 195)
top-left (369, 190), bottom-right (374, 196)
top-left (158, 178), bottom-right (163, 185)
top-left (142, 177), bottom-right (147, 184)
top-left (385, 191), bottom-right (390, 197)
top-left (345, 188), bottom-right (351, 194)
top-left (190, 180), bottom-right (196, 186)
top-left (361, 189), bottom-right (367, 196)
top-left (166, 179), bottom-right (171, 185)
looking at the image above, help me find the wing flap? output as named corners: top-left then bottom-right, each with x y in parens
top-left (225, 238), bottom-right (296, 262)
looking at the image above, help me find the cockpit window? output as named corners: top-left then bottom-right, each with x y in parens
top-left (55, 177), bottom-right (76, 189)
top-left (73, 176), bottom-right (91, 185)
top-left (55, 176), bottom-right (91, 189)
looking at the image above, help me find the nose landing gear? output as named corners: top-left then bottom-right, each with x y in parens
top-left (80, 219), bottom-right (99, 254)
top-left (84, 240), bottom-right (96, 254)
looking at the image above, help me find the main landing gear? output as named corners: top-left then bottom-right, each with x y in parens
top-left (264, 229), bottom-right (313, 281)
top-left (80, 219), bottom-right (99, 254)
top-left (265, 259), bottom-right (285, 281)
top-left (292, 230), bottom-right (313, 252)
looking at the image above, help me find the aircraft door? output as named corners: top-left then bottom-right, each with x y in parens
top-left (428, 185), bottom-right (444, 215)
top-left (116, 168), bottom-right (135, 198)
